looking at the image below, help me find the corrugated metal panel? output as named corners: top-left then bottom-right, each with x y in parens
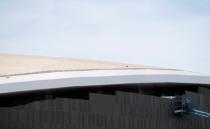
top-left (1, 87), bottom-right (210, 129)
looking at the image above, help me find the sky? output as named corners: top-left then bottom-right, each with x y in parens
top-left (0, 0), bottom-right (210, 74)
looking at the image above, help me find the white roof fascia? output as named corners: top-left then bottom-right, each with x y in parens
top-left (0, 69), bottom-right (209, 94)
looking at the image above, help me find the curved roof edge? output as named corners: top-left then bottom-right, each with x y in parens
top-left (0, 53), bottom-right (209, 94)
top-left (0, 69), bottom-right (210, 94)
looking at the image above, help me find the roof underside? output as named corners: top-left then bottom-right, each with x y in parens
top-left (0, 54), bottom-right (165, 77)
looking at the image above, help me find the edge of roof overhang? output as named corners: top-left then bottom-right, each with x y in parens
top-left (0, 69), bottom-right (209, 94)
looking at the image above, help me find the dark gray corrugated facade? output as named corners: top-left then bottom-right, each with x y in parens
top-left (0, 86), bottom-right (210, 129)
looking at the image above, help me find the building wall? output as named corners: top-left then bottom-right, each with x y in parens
top-left (0, 86), bottom-right (210, 129)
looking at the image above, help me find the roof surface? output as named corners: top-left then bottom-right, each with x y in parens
top-left (0, 53), bottom-right (162, 77)
top-left (0, 54), bottom-right (209, 94)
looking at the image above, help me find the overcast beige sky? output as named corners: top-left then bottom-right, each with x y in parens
top-left (0, 0), bottom-right (210, 74)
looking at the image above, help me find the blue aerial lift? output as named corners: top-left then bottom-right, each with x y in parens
top-left (173, 96), bottom-right (210, 118)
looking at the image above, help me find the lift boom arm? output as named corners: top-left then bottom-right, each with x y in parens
top-left (173, 97), bottom-right (210, 118)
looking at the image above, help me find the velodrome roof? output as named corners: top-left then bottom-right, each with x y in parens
top-left (0, 53), bottom-right (170, 77)
top-left (0, 53), bottom-right (209, 94)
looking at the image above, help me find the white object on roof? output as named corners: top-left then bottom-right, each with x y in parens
top-left (0, 54), bottom-right (209, 94)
